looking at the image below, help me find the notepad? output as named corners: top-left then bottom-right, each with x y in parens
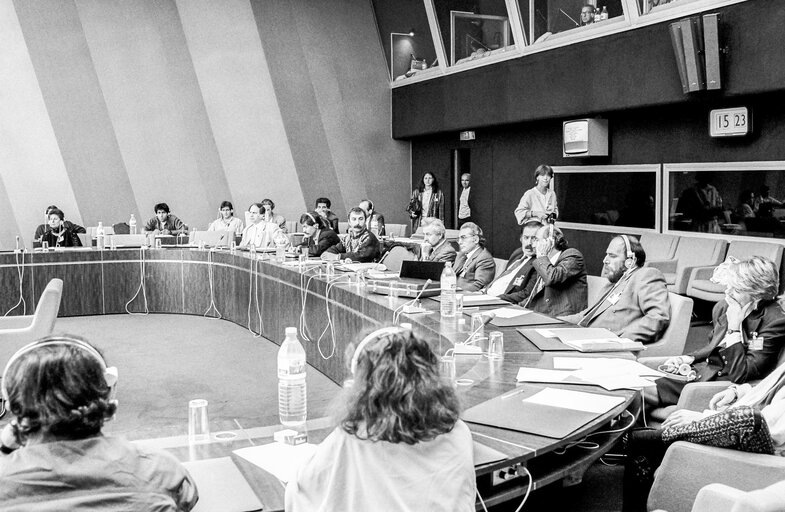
top-left (234, 442), bottom-right (318, 484)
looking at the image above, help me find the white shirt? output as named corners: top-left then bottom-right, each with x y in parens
top-left (239, 221), bottom-right (278, 248)
top-left (459, 187), bottom-right (471, 219)
top-left (487, 255), bottom-right (530, 297)
top-left (208, 217), bottom-right (243, 234)
top-left (285, 421), bottom-right (476, 512)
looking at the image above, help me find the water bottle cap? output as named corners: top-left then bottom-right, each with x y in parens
top-left (285, 327), bottom-right (297, 335)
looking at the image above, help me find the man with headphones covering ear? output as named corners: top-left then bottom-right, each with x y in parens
top-left (0, 336), bottom-right (198, 511)
top-left (561, 235), bottom-right (670, 344)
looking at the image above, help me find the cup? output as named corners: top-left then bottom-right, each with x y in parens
top-left (155, 238), bottom-right (162, 250)
top-left (41, 241), bottom-right (49, 252)
top-left (454, 293), bottom-right (464, 316)
top-left (470, 312), bottom-right (485, 342)
top-left (188, 399), bottom-right (210, 444)
top-left (301, 246), bottom-right (308, 258)
top-left (230, 240), bottom-right (237, 253)
top-left (488, 331), bottom-right (504, 360)
top-left (439, 355), bottom-right (456, 386)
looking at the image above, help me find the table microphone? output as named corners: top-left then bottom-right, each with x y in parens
top-left (461, 311), bottom-right (496, 345)
top-left (15, 236), bottom-right (20, 253)
top-left (452, 312), bottom-right (496, 354)
top-left (400, 279), bottom-right (431, 314)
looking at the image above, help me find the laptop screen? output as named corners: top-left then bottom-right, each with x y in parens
top-left (399, 260), bottom-right (445, 281)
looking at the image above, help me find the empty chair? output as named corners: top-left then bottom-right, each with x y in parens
top-left (640, 292), bottom-right (693, 358)
top-left (640, 233), bottom-right (679, 261)
top-left (379, 246), bottom-right (416, 273)
top-left (385, 223), bottom-right (408, 238)
top-left (686, 240), bottom-right (785, 302)
top-left (113, 222), bottom-right (130, 234)
top-left (0, 278), bottom-right (63, 368)
top-left (646, 236), bottom-right (727, 294)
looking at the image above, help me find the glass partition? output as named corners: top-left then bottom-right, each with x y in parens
top-left (638, 0), bottom-right (704, 16)
top-left (372, 0), bottom-right (440, 81)
top-left (432, 0), bottom-right (519, 66)
top-left (522, 0), bottom-right (626, 43)
top-left (665, 162), bottom-right (785, 239)
top-left (554, 165), bottom-right (660, 232)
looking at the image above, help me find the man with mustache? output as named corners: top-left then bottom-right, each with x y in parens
top-left (485, 219), bottom-right (542, 299)
top-left (560, 235), bottom-right (670, 344)
top-left (322, 207), bottom-right (380, 262)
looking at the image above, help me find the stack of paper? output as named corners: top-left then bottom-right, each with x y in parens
top-left (535, 327), bottom-right (644, 352)
top-left (516, 357), bottom-right (664, 391)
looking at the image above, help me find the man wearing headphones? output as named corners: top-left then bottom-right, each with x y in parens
top-left (561, 235), bottom-right (670, 344)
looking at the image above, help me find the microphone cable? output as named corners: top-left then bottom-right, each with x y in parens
top-left (203, 248), bottom-right (222, 319)
top-left (125, 246), bottom-right (149, 315)
top-left (315, 273), bottom-right (351, 360)
top-left (298, 266), bottom-right (322, 344)
top-left (4, 249), bottom-right (26, 316)
top-left (246, 256), bottom-right (264, 337)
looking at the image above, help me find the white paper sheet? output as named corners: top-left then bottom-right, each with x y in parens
top-left (553, 357), bottom-right (664, 377)
top-left (463, 294), bottom-right (503, 304)
top-left (523, 387), bottom-right (624, 414)
top-left (489, 307), bottom-right (531, 319)
top-left (516, 367), bottom-right (575, 383)
top-left (233, 442), bottom-right (318, 483)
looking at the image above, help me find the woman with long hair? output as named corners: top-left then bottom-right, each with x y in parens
top-left (408, 172), bottom-right (445, 233)
top-left (285, 327), bottom-right (476, 511)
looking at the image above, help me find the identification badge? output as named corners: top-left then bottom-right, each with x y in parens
top-left (749, 332), bottom-right (764, 351)
top-left (513, 276), bottom-right (524, 287)
top-left (607, 292), bottom-right (621, 305)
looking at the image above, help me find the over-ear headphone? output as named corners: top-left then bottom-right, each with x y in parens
top-left (306, 213), bottom-right (317, 225)
top-left (350, 326), bottom-right (407, 375)
top-left (620, 235), bottom-right (636, 270)
top-left (1, 337), bottom-right (119, 402)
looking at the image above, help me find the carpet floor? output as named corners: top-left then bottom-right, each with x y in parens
top-left (56, 314), bottom-right (341, 441)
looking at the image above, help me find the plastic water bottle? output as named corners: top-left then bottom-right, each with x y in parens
top-left (96, 222), bottom-right (105, 250)
top-left (129, 214), bottom-right (137, 235)
top-left (278, 327), bottom-right (307, 427)
top-left (440, 261), bottom-right (457, 317)
top-left (274, 230), bottom-right (288, 263)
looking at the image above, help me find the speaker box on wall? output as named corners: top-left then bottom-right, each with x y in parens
top-left (703, 13), bottom-right (722, 90)
top-left (680, 17), bottom-right (705, 92)
top-left (669, 22), bottom-right (690, 94)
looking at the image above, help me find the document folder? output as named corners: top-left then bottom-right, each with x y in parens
top-left (489, 308), bottom-right (563, 327)
top-left (463, 386), bottom-right (624, 438)
top-left (183, 457), bottom-right (264, 512)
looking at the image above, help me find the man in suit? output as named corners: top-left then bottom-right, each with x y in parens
top-left (453, 222), bottom-right (495, 292)
top-left (419, 218), bottom-right (456, 264)
top-left (561, 235), bottom-right (670, 344)
top-left (485, 219), bottom-right (542, 299)
top-left (457, 173), bottom-right (473, 227)
top-left (499, 224), bottom-right (588, 317)
top-left (359, 199), bottom-right (385, 237)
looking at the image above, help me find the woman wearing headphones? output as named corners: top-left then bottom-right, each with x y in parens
top-left (297, 211), bottom-right (340, 257)
top-left (0, 336), bottom-right (198, 511)
top-left (285, 327), bottom-right (476, 511)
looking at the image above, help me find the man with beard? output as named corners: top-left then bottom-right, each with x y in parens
top-left (560, 235), bottom-right (670, 344)
top-left (322, 207), bottom-right (380, 262)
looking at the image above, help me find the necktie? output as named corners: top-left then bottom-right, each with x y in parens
top-left (578, 281), bottom-right (618, 327)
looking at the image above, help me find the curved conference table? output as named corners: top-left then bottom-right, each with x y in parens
top-left (0, 247), bottom-right (638, 510)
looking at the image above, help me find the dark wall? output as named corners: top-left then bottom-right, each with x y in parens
top-left (393, 0), bottom-right (785, 138)
top-left (412, 92), bottom-right (785, 263)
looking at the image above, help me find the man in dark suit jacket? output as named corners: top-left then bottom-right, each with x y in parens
top-left (653, 255), bottom-right (785, 406)
top-left (359, 199), bottom-right (385, 237)
top-left (420, 218), bottom-right (457, 264)
top-left (499, 225), bottom-right (587, 317)
top-left (485, 220), bottom-right (541, 299)
top-left (453, 222), bottom-right (495, 292)
top-left (561, 235), bottom-right (670, 344)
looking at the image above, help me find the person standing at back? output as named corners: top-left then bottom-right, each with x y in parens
top-left (514, 164), bottom-right (559, 225)
top-left (457, 173), bottom-right (473, 227)
top-left (408, 172), bottom-right (444, 233)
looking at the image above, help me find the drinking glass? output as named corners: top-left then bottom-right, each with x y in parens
top-left (488, 331), bottom-right (504, 360)
top-left (188, 399), bottom-right (210, 444)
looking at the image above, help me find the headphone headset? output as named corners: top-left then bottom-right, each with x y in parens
top-left (1, 337), bottom-right (119, 402)
top-left (620, 234), bottom-right (636, 270)
top-left (350, 326), bottom-right (408, 375)
top-left (305, 212), bottom-right (317, 225)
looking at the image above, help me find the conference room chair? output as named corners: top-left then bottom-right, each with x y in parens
top-left (285, 220), bottom-right (298, 233)
top-left (0, 278), bottom-right (63, 367)
top-left (638, 292), bottom-right (693, 358)
top-left (639, 232), bottom-right (680, 261)
top-left (647, 382), bottom-right (785, 512)
top-left (338, 221), bottom-right (349, 234)
top-left (493, 258), bottom-right (507, 279)
top-left (646, 236), bottom-right (727, 294)
top-left (385, 223), bottom-right (408, 238)
top-left (378, 245), bottom-right (416, 273)
top-left (686, 240), bottom-right (785, 303)
top-left (691, 479), bottom-right (785, 512)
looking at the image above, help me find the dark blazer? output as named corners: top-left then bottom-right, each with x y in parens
top-left (562, 266), bottom-right (670, 344)
top-left (491, 249), bottom-right (536, 298)
top-left (324, 212), bottom-right (340, 233)
top-left (34, 221), bottom-right (85, 241)
top-left (365, 212), bottom-right (385, 237)
top-left (692, 299), bottom-right (785, 383)
top-left (454, 247), bottom-right (495, 292)
top-left (500, 248), bottom-right (588, 317)
top-left (299, 229), bottom-right (340, 257)
top-left (41, 226), bottom-right (82, 247)
top-left (423, 240), bottom-right (457, 264)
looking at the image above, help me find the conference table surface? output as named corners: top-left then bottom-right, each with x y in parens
top-left (0, 247), bottom-right (639, 510)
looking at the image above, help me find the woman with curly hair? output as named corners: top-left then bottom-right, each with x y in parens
top-left (0, 336), bottom-right (198, 511)
top-left (285, 327), bottom-right (476, 511)
top-left (408, 172), bottom-right (445, 233)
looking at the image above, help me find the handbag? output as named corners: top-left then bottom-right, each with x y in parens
top-left (406, 195), bottom-right (422, 217)
top-left (662, 406), bottom-right (774, 454)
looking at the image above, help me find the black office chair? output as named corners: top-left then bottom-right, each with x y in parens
top-left (113, 222), bottom-right (130, 234)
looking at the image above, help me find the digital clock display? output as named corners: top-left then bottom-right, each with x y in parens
top-left (710, 107), bottom-right (750, 137)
